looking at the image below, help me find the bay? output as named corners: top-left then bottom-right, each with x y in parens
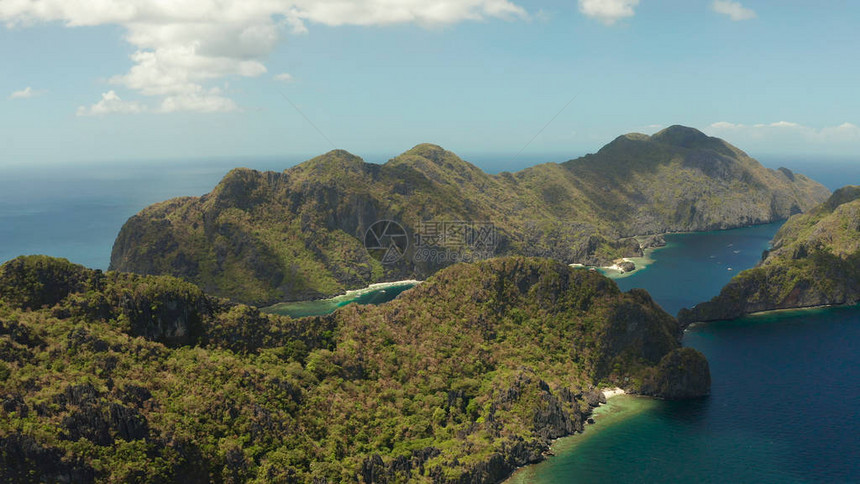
top-left (605, 221), bottom-right (783, 317)
top-left (512, 225), bottom-right (860, 483)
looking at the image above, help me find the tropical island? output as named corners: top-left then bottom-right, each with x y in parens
top-left (110, 125), bottom-right (829, 306)
top-left (5, 1), bottom-right (860, 479)
top-left (0, 127), bottom-right (844, 483)
top-left (679, 186), bottom-right (860, 324)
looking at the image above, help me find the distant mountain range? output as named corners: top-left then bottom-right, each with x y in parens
top-left (680, 186), bottom-right (860, 324)
top-left (110, 125), bottom-right (830, 305)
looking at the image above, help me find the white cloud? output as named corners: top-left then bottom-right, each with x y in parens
top-left (274, 73), bottom-right (294, 82)
top-left (707, 120), bottom-right (860, 145)
top-left (578, 0), bottom-right (639, 25)
top-left (764, 120), bottom-right (799, 128)
top-left (159, 88), bottom-right (238, 113)
top-left (76, 90), bottom-right (147, 116)
top-left (709, 121), bottom-right (739, 130)
top-left (711, 0), bottom-right (756, 21)
top-left (1, 0), bottom-right (527, 114)
top-left (296, 0), bottom-right (527, 26)
top-left (820, 122), bottom-right (860, 141)
top-left (8, 86), bottom-right (44, 99)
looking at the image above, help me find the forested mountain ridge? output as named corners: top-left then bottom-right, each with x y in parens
top-left (0, 255), bottom-right (708, 483)
top-left (110, 125), bottom-right (830, 306)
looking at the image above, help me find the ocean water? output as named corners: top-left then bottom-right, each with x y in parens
top-left (511, 226), bottom-right (860, 483)
top-left (604, 222), bottom-right (783, 317)
top-left (0, 157), bottom-right (305, 269)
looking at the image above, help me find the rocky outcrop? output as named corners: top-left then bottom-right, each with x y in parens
top-left (110, 126), bottom-right (829, 306)
top-left (1, 435), bottom-right (96, 483)
top-left (679, 186), bottom-right (860, 324)
top-left (639, 348), bottom-right (712, 399)
top-left (639, 234), bottom-right (666, 249)
top-left (360, 447), bottom-right (443, 483)
top-left (0, 255), bottom-right (95, 310)
top-left (443, 439), bottom-right (546, 484)
top-left (52, 383), bottom-right (151, 446)
top-left (617, 260), bottom-right (636, 273)
top-left (360, 377), bottom-right (630, 484)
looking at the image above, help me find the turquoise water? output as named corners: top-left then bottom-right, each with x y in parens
top-left (263, 282), bottom-right (418, 318)
top-left (514, 226), bottom-right (860, 483)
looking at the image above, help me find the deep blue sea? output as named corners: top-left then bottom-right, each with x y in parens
top-left (0, 157), bottom-right (302, 269)
top-left (1, 154), bottom-right (859, 483)
top-left (510, 224), bottom-right (860, 483)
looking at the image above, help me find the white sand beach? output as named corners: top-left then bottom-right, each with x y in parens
top-left (326, 279), bottom-right (423, 304)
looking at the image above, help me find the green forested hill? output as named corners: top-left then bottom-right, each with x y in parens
top-left (109, 125), bottom-right (829, 306)
top-left (1, 255), bottom-right (708, 483)
top-left (679, 186), bottom-right (860, 324)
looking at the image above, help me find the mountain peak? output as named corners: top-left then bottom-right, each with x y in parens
top-left (621, 132), bottom-right (651, 142)
top-left (307, 148), bottom-right (364, 165)
top-left (400, 143), bottom-right (452, 161)
top-left (391, 143), bottom-right (476, 170)
top-left (294, 149), bottom-right (368, 177)
top-left (649, 125), bottom-right (739, 157)
top-left (822, 185), bottom-right (860, 212)
top-left (650, 125), bottom-right (710, 146)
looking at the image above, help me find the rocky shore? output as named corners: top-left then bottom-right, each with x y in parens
top-left (360, 385), bottom-right (623, 484)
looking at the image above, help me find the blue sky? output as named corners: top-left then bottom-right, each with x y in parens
top-left (2, 0), bottom-right (860, 166)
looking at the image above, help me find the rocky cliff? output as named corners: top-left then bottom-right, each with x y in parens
top-left (1, 255), bottom-right (708, 483)
top-left (109, 126), bottom-right (830, 306)
top-left (679, 186), bottom-right (860, 324)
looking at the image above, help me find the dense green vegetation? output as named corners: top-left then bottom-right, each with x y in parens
top-left (110, 126), bottom-right (829, 305)
top-left (1, 255), bottom-right (708, 483)
top-left (679, 186), bottom-right (860, 324)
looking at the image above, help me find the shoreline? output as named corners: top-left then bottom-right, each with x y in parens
top-left (602, 387), bottom-right (626, 399)
top-left (683, 301), bottom-right (860, 330)
top-left (263, 279), bottom-right (422, 314)
top-left (337, 279), bottom-right (422, 299)
top-left (574, 247), bottom-right (661, 280)
top-left (505, 390), bottom-right (656, 483)
top-left (636, 219), bottom-right (788, 238)
top-left (598, 219), bottom-right (788, 279)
